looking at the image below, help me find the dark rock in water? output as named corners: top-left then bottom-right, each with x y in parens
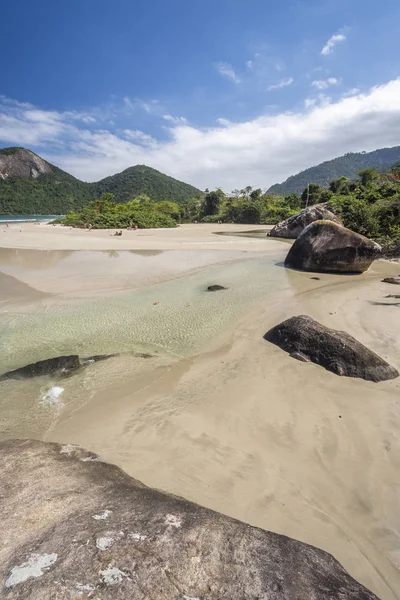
top-left (264, 315), bottom-right (399, 382)
top-left (0, 439), bottom-right (378, 600)
top-left (268, 203), bottom-right (342, 239)
top-left (310, 276), bottom-right (320, 280)
top-left (284, 220), bottom-right (381, 273)
top-left (385, 294), bottom-right (400, 298)
top-left (207, 284), bottom-right (227, 291)
top-left (0, 355), bottom-right (80, 381)
top-left (382, 276), bottom-right (400, 285)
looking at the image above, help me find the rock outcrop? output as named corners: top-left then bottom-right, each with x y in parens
top-left (264, 315), bottom-right (399, 382)
top-left (0, 439), bottom-right (378, 599)
top-left (284, 220), bottom-right (381, 273)
top-left (0, 148), bottom-right (53, 180)
top-left (268, 203), bottom-right (342, 239)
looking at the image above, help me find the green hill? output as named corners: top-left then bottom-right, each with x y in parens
top-left (267, 146), bottom-right (400, 195)
top-left (0, 148), bottom-right (202, 214)
top-left (93, 165), bottom-right (201, 204)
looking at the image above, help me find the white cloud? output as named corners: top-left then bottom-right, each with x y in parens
top-left (216, 62), bottom-right (241, 84)
top-left (344, 87), bottom-right (360, 97)
top-left (304, 97), bottom-right (317, 108)
top-left (321, 33), bottom-right (346, 56)
top-left (246, 60), bottom-right (253, 70)
top-left (2, 80), bottom-right (400, 190)
top-left (216, 118), bottom-right (231, 126)
top-left (268, 77), bottom-right (294, 91)
top-left (162, 114), bottom-right (188, 125)
top-left (311, 77), bottom-right (339, 90)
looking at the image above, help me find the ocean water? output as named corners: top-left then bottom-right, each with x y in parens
top-left (0, 214), bottom-right (62, 223)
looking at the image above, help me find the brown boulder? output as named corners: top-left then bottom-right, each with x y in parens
top-left (284, 220), bottom-right (381, 273)
top-left (264, 315), bottom-right (399, 382)
top-left (269, 203), bottom-right (342, 239)
top-left (0, 439), bottom-right (378, 599)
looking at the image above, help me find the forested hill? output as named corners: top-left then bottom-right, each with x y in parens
top-left (93, 165), bottom-right (201, 204)
top-left (0, 147), bottom-right (202, 214)
top-left (267, 146), bottom-right (400, 195)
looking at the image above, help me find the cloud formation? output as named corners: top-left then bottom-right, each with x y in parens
top-left (1, 79), bottom-right (400, 190)
top-left (216, 62), bottom-right (241, 84)
top-left (321, 33), bottom-right (346, 56)
top-left (268, 78), bottom-right (294, 91)
top-left (311, 77), bottom-right (339, 90)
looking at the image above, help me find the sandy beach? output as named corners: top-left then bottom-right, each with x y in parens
top-left (1, 223), bottom-right (400, 599)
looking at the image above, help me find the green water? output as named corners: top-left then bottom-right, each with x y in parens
top-left (1, 254), bottom-right (288, 373)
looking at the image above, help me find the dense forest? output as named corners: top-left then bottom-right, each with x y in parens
top-left (268, 146), bottom-right (400, 195)
top-left (0, 148), bottom-right (201, 214)
top-left (176, 166), bottom-right (399, 254)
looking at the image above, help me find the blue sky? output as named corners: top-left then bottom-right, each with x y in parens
top-left (1, 0), bottom-right (400, 189)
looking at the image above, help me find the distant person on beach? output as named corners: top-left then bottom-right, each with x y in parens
top-left (5, 221), bottom-right (9, 228)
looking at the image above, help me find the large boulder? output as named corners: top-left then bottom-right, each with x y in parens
top-left (269, 203), bottom-right (342, 239)
top-left (0, 439), bottom-right (378, 599)
top-left (0, 355), bottom-right (80, 381)
top-left (264, 315), bottom-right (399, 382)
top-left (284, 220), bottom-right (381, 273)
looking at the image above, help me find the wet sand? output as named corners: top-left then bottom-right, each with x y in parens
top-left (1, 225), bottom-right (400, 599)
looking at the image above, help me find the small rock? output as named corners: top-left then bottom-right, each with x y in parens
top-left (382, 277), bottom-right (400, 285)
top-left (207, 285), bottom-right (227, 292)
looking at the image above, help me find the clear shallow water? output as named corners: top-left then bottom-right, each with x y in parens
top-left (0, 254), bottom-right (288, 372)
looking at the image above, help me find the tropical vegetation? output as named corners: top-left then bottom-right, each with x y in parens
top-left (55, 194), bottom-right (180, 229)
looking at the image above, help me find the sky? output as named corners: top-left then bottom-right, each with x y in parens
top-left (1, 0), bottom-right (400, 191)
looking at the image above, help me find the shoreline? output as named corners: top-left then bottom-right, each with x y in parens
top-left (1, 226), bottom-right (400, 598)
top-left (0, 222), bottom-right (278, 251)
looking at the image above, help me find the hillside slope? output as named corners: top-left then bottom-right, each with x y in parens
top-left (0, 148), bottom-right (93, 214)
top-left (268, 146), bottom-right (400, 195)
top-left (0, 148), bottom-right (202, 214)
top-left (94, 165), bottom-right (201, 204)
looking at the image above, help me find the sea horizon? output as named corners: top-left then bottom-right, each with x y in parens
top-left (0, 214), bottom-right (63, 223)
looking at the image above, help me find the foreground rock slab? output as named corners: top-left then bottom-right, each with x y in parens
top-left (265, 315), bottom-right (399, 382)
top-left (269, 203), bottom-right (342, 239)
top-left (0, 439), bottom-right (378, 599)
top-left (284, 220), bottom-right (381, 273)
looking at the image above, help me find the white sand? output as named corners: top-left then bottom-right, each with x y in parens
top-left (0, 222), bottom-right (276, 251)
top-left (1, 223), bottom-right (400, 599)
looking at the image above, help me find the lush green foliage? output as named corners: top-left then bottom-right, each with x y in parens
top-left (179, 167), bottom-right (400, 256)
top-left (268, 146), bottom-right (400, 195)
top-left (180, 187), bottom-right (300, 225)
top-left (0, 148), bottom-right (201, 214)
top-left (56, 194), bottom-right (179, 229)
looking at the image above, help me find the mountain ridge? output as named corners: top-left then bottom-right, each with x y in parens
top-left (267, 146), bottom-right (400, 195)
top-left (0, 147), bottom-right (202, 214)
